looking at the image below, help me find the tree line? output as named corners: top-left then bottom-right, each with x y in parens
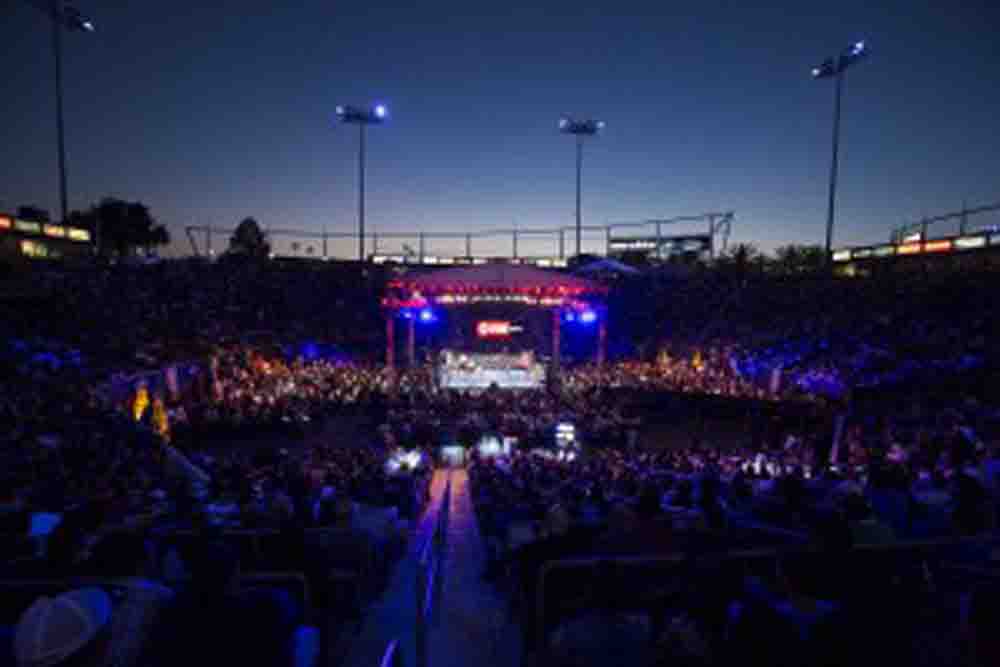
top-left (13, 203), bottom-right (826, 274)
top-left (16, 199), bottom-right (170, 257)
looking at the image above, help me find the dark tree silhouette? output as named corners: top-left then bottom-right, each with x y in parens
top-left (228, 217), bottom-right (270, 258)
top-left (716, 242), bottom-right (768, 274)
top-left (67, 198), bottom-right (169, 256)
top-left (567, 253), bottom-right (601, 269)
top-left (772, 244), bottom-right (826, 275)
top-left (16, 206), bottom-right (51, 223)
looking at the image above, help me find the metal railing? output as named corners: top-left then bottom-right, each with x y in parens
top-left (379, 472), bottom-right (452, 667)
top-left (415, 473), bottom-right (452, 667)
top-left (183, 212), bottom-right (734, 262)
top-left (890, 201), bottom-right (1000, 243)
top-left (379, 639), bottom-right (402, 667)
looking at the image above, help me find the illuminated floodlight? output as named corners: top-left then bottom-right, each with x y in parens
top-left (559, 117), bottom-right (605, 136)
top-left (418, 308), bottom-right (435, 323)
top-left (64, 6), bottom-right (95, 32)
top-left (335, 102), bottom-right (389, 261)
top-left (579, 310), bottom-right (597, 324)
top-left (812, 40), bottom-right (869, 261)
top-left (335, 103), bottom-right (387, 125)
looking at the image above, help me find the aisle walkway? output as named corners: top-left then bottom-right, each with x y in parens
top-left (340, 468), bottom-right (518, 667)
top-left (340, 470), bottom-right (449, 667)
top-left (428, 469), bottom-right (520, 667)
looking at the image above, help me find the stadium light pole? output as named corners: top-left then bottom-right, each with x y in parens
top-left (812, 40), bottom-right (867, 265)
top-left (335, 103), bottom-right (387, 262)
top-left (22, 1), bottom-right (95, 223)
top-left (559, 117), bottom-right (605, 258)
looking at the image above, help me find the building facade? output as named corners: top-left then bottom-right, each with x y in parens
top-left (0, 214), bottom-right (93, 262)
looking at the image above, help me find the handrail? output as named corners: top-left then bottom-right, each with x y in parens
top-left (380, 639), bottom-right (402, 667)
top-left (415, 471), bottom-right (452, 667)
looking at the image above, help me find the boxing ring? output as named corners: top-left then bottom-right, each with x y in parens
top-left (381, 263), bottom-right (607, 382)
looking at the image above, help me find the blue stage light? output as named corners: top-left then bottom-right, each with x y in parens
top-left (580, 310), bottom-right (597, 324)
top-left (563, 311), bottom-right (576, 322)
top-left (419, 308), bottom-right (435, 323)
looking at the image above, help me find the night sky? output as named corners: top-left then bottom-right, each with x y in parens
top-left (2, 0), bottom-right (997, 257)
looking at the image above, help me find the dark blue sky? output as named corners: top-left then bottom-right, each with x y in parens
top-left (2, 0), bottom-right (998, 257)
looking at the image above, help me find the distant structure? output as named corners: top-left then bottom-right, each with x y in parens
top-left (183, 211), bottom-right (734, 265)
top-left (0, 211), bottom-right (93, 261)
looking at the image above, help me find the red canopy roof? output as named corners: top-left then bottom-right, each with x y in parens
top-left (388, 263), bottom-right (604, 296)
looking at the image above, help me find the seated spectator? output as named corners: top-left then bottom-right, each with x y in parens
top-left (143, 540), bottom-right (301, 667)
top-left (76, 534), bottom-right (173, 667)
top-left (963, 585), bottom-right (1000, 667)
top-left (842, 493), bottom-right (895, 545)
top-left (12, 588), bottom-right (112, 667)
top-left (952, 473), bottom-right (991, 536)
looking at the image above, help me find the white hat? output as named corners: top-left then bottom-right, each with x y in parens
top-left (14, 588), bottom-right (112, 667)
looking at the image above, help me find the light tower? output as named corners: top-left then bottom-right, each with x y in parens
top-left (559, 116), bottom-right (606, 258)
top-left (335, 103), bottom-right (388, 261)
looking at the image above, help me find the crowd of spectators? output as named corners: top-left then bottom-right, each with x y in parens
top-left (0, 352), bottom-right (427, 667)
top-left (3, 257), bottom-right (1000, 666)
top-left (614, 269), bottom-right (999, 400)
top-left (562, 346), bottom-right (780, 402)
top-left (468, 399), bottom-right (1000, 666)
top-left (0, 258), bottom-right (389, 378)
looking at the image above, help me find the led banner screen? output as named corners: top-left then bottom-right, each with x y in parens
top-left (873, 245), bottom-right (896, 257)
top-left (475, 320), bottom-right (523, 338)
top-left (608, 234), bottom-right (711, 259)
top-left (955, 236), bottom-right (987, 250)
top-left (923, 239), bottom-right (952, 253)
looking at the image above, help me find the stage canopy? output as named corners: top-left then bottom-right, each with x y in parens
top-left (387, 263), bottom-right (604, 298)
top-left (381, 262), bottom-right (609, 369)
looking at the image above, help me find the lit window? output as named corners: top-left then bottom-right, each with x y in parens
top-left (14, 220), bottom-right (41, 234)
top-left (20, 240), bottom-right (49, 258)
top-left (67, 227), bottom-right (91, 242)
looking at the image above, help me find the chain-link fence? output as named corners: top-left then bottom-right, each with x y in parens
top-left (890, 202), bottom-right (1000, 243)
top-left (184, 213), bottom-right (734, 263)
